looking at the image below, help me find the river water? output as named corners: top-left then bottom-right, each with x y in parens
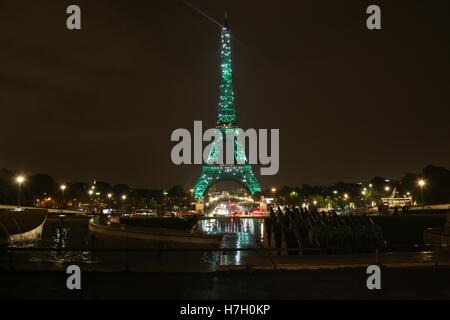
top-left (2, 215), bottom-right (266, 272)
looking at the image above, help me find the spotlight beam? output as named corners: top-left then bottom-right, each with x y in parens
top-left (181, 0), bottom-right (224, 29)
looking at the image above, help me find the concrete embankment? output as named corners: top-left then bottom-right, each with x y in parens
top-left (0, 204), bottom-right (82, 215)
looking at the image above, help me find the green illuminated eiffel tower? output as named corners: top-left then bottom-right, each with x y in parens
top-left (193, 13), bottom-right (261, 199)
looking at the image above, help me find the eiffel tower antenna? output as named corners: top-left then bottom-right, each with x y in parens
top-left (224, 11), bottom-right (228, 29)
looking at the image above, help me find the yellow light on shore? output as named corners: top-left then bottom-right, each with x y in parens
top-left (107, 193), bottom-right (112, 198)
top-left (16, 176), bottom-right (25, 184)
top-left (121, 195), bottom-right (127, 200)
top-left (60, 184), bottom-right (66, 191)
top-left (15, 175), bottom-right (25, 208)
top-left (418, 179), bottom-right (426, 187)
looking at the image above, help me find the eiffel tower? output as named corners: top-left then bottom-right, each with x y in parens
top-left (193, 13), bottom-right (261, 199)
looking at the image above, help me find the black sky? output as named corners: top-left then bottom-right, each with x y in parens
top-left (1, 0), bottom-right (449, 189)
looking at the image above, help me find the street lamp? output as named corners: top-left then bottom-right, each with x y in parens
top-left (107, 193), bottom-right (112, 210)
top-left (60, 184), bottom-right (66, 212)
top-left (121, 194), bottom-right (127, 211)
top-left (15, 176), bottom-right (25, 208)
top-left (361, 190), bottom-right (367, 208)
top-left (88, 189), bottom-right (94, 212)
top-left (418, 179), bottom-right (426, 210)
top-left (385, 186), bottom-right (391, 192)
top-left (271, 187), bottom-right (276, 206)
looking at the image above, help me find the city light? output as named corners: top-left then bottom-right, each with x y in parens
top-left (16, 176), bottom-right (25, 184)
top-left (385, 186), bottom-right (390, 192)
top-left (107, 193), bottom-right (112, 198)
top-left (15, 175), bottom-right (25, 208)
top-left (60, 184), bottom-right (66, 211)
top-left (418, 179), bottom-right (426, 209)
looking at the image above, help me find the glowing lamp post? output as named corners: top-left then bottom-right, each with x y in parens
top-left (107, 193), bottom-right (112, 210)
top-left (418, 179), bottom-right (426, 210)
top-left (361, 190), bottom-right (366, 208)
top-left (121, 194), bottom-right (127, 212)
top-left (88, 189), bottom-right (94, 212)
top-left (16, 176), bottom-right (25, 209)
top-left (271, 187), bottom-right (277, 206)
top-left (60, 184), bottom-right (66, 212)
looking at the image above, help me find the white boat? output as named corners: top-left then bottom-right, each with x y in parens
top-left (0, 209), bottom-right (47, 246)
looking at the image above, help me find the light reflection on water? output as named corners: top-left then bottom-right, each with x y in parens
top-left (198, 218), bottom-right (265, 266)
top-left (198, 217), bottom-right (265, 242)
top-left (10, 216), bottom-right (99, 265)
top-left (7, 216), bottom-right (265, 269)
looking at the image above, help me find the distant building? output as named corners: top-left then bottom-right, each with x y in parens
top-left (381, 188), bottom-right (412, 208)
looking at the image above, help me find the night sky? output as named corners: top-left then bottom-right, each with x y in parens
top-left (1, 0), bottom-right (449, 189)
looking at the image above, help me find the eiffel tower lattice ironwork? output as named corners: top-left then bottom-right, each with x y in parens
top-left (193, 14), bottom-right (261, 199)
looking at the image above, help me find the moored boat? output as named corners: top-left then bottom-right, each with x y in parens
top-left (0, 209), bottom-right (48, 246)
